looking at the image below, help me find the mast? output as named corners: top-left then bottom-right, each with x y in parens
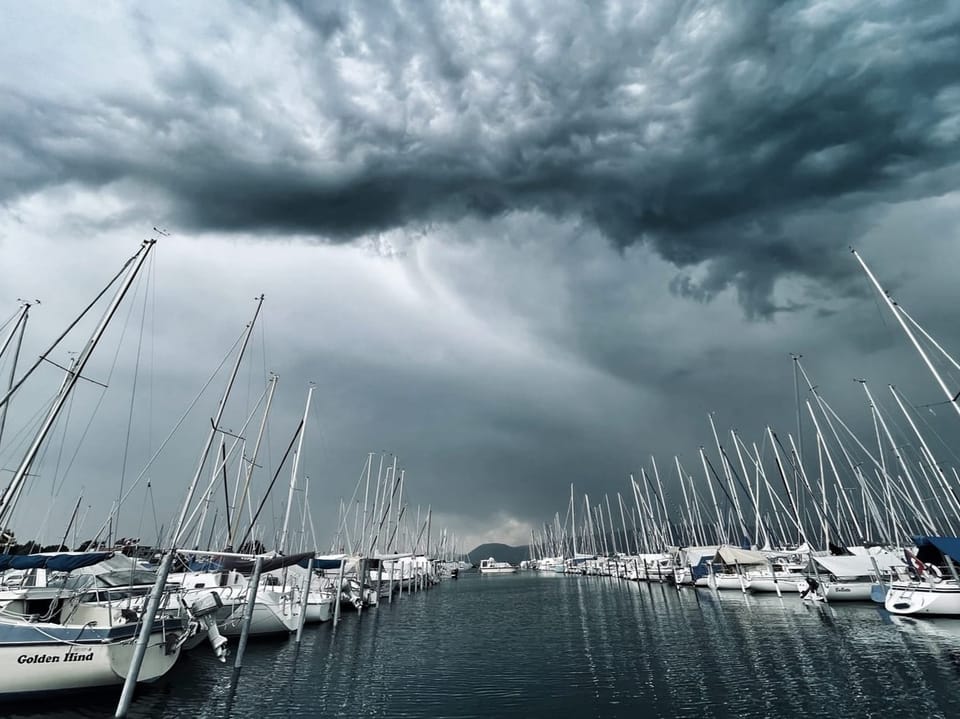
top-left (171, 294), bottom-right (264, 547)
top-left (853, 249), bottom-right (960, 424)
top-left (360, 452), bottom-right (374, 556)
top-left (889, 385), bottom-right (960, 528)
top-left (0, 240), bottom-right (155, 528)
top-left (0, 301), bottom-right (31, 449)
top-left (280, 384), bottom-right (314, 553)
top-left (584, 495), bottom-right (596, 555)
top-left (570, 483), bottom-right (576, 556)
top-left (650, 456), bottom-right (673, 545)
top-left (617, 492), bottom-right (632, 555)
top-left (227, 373), bottom-right (278, 548)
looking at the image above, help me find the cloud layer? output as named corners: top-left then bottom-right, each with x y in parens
top-left (2, 2), bottom-right (960, 549)
top-left (3, 1), bottom-right (960, 315)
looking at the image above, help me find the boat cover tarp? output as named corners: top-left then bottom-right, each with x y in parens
top-left (373, 552), bottom-right (413, 560)
top-left (220, 552), bottom-right (313, 574)
top-left (680, 546), bottom-right (719, 567)
top-left (298, 555), bottom-right (346, 570)
top-left (918, 536), bottom-right (960, 564)
top-left (812, 552), bottom-right (902, 577)
top-left (0, 551), bottom-right (114, 572)
top-left (713, 546), bottom-right (768, 566)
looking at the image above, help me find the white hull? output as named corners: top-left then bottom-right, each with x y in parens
top-left (479, 558), bottom-right (516, 574)
top-left (885, 581), bottom-right (960, 616)
top-left (821, 582), bottom-right (876, 602)
top-left (0, 622), bottom-right (182, 698)
top-left (305, 592), bottom-right (334, 623)
top-left (217, 591), bottom-right (299, 637)
top-left (705, 574), bottom-right (750, 591)
top-left (746, 574), bottom-right (805, 593)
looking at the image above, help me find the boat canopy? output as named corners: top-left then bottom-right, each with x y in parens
top-left (680, 546), bottom-right (719, 567)
top-left (0, 551), bottom-right (114, 572)
top-left (812, 552), bottom-right (902, 577)
top-left (713, 546), bottom-right (767, 566)
top-left (916, 536), bottom-right (960, 564)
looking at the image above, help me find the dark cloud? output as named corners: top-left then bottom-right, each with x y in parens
top-left (2, 2), bottom-right (959, 314)
top-left (4, 3), bottom-right (960, 550)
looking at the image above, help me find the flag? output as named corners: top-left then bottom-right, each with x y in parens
top-left (904, 549), bottom-right (925, 580)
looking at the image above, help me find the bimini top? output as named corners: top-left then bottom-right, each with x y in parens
top-left (811, 551), bottom-right (902, 578)
top-left (0, 551), bottom-right (114, 572)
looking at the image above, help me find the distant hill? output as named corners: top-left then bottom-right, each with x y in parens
top-left (467, 543), bottom-right (530, 566)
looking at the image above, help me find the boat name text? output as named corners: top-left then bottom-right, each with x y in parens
top-left (17, 651), bottom-right (95, 664)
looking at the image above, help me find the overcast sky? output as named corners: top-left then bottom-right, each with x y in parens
top-left (2, 1), bottom-right (960, 552)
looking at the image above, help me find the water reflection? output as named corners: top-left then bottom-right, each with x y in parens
top-left (11, 574), bottom-right (960, 718)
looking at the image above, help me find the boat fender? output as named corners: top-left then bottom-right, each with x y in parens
top-left (164, 631), bottom-right (181, 655)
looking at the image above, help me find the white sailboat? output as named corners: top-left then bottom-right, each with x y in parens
top-left (0, 240), bottom-right (198, 699)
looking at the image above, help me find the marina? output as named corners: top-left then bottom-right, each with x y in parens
top-left (10, 571), bottom-right (960, 719)
top-left (4, 2), bottom-right (960, 716)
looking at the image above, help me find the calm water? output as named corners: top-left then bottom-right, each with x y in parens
top-left (12, 573), bottom-right (960, 718)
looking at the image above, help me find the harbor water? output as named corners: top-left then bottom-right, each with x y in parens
top-left (12, 572), bottom-right (960, 718)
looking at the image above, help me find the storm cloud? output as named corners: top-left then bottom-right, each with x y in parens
top-left (3, 1), bottom-right (960, 314)
top-left (2, 2), bottom-right (960, 549)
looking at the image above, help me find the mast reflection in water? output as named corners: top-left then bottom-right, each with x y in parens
top-left (10, 572), bottom-right (960, 718)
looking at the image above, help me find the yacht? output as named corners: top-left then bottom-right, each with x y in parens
top-left (478, 558), bottom-right (517, 574)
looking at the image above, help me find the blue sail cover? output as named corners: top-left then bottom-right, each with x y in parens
top-left (0, 551), bottom-right (114, 572)
top-left (917, 536), bottom-right (960, 564)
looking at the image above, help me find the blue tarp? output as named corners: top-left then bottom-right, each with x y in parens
top-left (187, 560), bottom-right (224, 572)
top-left (916, 536), bottom-right (960, 564)
top-left (691, 555), bottom-right (712, 582)
top-left (299, 557), bottom-right (344, 570)
top-left (0, 551), bottom-right (114, 572)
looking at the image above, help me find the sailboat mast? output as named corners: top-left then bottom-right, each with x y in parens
top-left (853, 249), bottom-right (960, 423)
top-left (280, 385), bottom-right (314, 553)
top-left (0, 240), bottom-right (155, 528)
top-left (0, 301), bottom-right (31, 449)
top-left (228, 375), bottom-right (277, 548)
top-left (171, 294), bottom-right (264, 547)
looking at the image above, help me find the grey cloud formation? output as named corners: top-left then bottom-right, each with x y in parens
top-left (2, 2), bottom-right (960, 315)
top-left (3, 2), bottom-right (960, 551)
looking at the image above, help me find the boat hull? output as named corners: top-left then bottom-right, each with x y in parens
top-left (820, 582), bottom-right (875, 602)
top-left (0, 621), bottom-right (182, 699)
top-left (885, 581), bottom-right (960, 616)
top-left (746, 575), bottom-right (805, 593)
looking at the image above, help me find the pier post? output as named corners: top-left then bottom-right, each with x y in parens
top-left (234, 556), bottom-right (264, 670)
top-left (375, 560), bottom-right (383, 607)
top-left (333, 559), bottom-right (344, 624)
top-left (115, 549), bottom-right (174, 718)
top-left (356, 558), bottom-right (365, 615)
top-left (295, 557), bottom-right (313, 643)
top-left (388, 560), bottom-right (394, 604)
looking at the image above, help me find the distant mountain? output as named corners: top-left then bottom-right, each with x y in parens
top-left (467, 542), bottom-right (530, 565)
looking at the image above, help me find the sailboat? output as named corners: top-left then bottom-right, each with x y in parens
top-left (0, 240), bottom-right (195, 698)
top-left (853, 250), bottom-right (960, 616)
